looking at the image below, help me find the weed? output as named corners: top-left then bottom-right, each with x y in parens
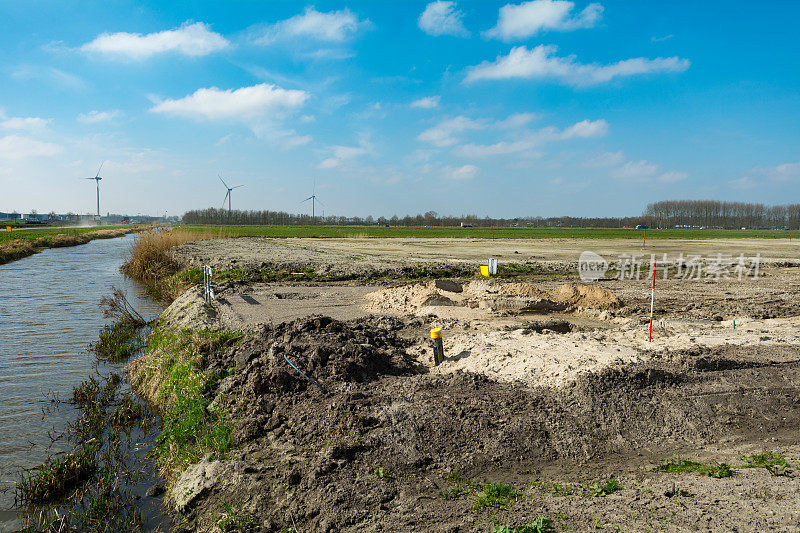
top-left (374, 467), bottom-right (386, 479)
top-left (590, 477), bottom-right (621, 497)
top-left (439, 470), bottom-right (480, 500)
top-left (216, 501), bottom-right (255, 532)
top-left (93, 322), bottom-right (145, 362)
top-left (16, 441), bottom-right (99, 503)
top-left (532, 480), bottom-right (575, 496)
top-left (99, 286), bottom-right (146, 326)
top-left (493, 516), bottom-right (554, 533)
top-left (741, 451), bottom-right (791, 475)
top-left (473, 482), bottom-right (517, 510)
top-left (654, 456), bottom-right (734, 478)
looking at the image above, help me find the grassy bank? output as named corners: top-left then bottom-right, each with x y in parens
top-left (178, 224), bottom-right (793, 240)
top-left (0, 225), bottom-right (144, 265)
top-left (129, 325), bottom-right (244, 484)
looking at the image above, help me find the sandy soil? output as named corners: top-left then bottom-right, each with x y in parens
top-left (148, 237), bottom-right (800, 532)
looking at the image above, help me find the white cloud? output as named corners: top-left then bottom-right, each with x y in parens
top-left (410, 96), bottom-right (441, 109)
top-left (77, 110), bottom-right (121, 124)
top-left (485, 0), bottom-right (602, 41)
top-left (585, 150), bottom-right (624, 167)
top-left (417, 116), bottom-right (484, 147)
top-left (150, 83), bottom-right (309, 121)
top-left (464, 45), bottom-right (690, 86)
top-left (0, 135), bottom-right (62, 160)
top-left (728, 177), bottom-right (754, 190)
top-left (610, 159), bottom-right (687, 183)
top-left (0, 116), bottom-right (50, 131)
top-left (735, 162), bottom-right (800, 187)
top-left (495, 112), bottom-right (539, 129)
top-left (81, 22), bottom-right (230, 60)
top-left (11, 66), bottom-right (86, 91)
top-left (418, 1), bottom-right (469, 37)
top-left (454, 118), bottom-right (607, 157)
top-left (255, 7), bottom-right (365, 43)
top-left (651, 34), bottom-right (675, 43)
top-left (446, 164), bottom-right (478, 180)
top-left (317, 137), bottom-right (372, 168)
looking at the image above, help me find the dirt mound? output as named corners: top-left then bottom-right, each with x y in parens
top-left (548, 283), bottom-right (622, 309)
top-left (365, 282), bottom-right (458, 314)
top-left (498, 282), bottom-right (548, 299)
top-left (158, 286), bottom-right (217, 330)
top-left (222, 316), bottom-right (420, 395)
top-left (181, 337), bottom-right (800, 532)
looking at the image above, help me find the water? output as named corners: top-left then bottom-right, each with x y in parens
top-left (0, 234), bottom-right (163, 528)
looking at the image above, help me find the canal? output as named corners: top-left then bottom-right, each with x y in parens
top-left (0, 234), bottom-right (163, 530)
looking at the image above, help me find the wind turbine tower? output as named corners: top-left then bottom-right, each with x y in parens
top-left (85, 162), bottom-right (104, 219)
top-left (219, 175), bottom-right (244, 213)
top-left (302, 185), bottom-right (323, 222)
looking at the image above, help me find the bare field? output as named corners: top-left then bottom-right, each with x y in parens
top-left (148, 236), bottom-right (800, 531)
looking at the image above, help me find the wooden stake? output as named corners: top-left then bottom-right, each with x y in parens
top-left (649, 258), bottom-right (656, 342)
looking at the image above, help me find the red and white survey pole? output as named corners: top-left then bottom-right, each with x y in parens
top-left (648, 257), bottom-right (656, 342)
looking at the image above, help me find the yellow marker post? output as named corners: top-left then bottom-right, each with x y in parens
top-left (642, 228), bottom-right (646, 251)
top-left (430, 328), bottom-right (444, 365)
top-left (5, 226), bottom-right (10, 232)
top-left (479, 265), bottom-right (490, 277)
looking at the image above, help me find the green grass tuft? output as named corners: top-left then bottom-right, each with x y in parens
top-left (654, 456), bottom-right (734, 478)
top-left (473, 482), bottom-right (517, 510)
top-left (741, 451), bottom-right (791, 475)
top-left (493, 517), bottom-right (554, 533)
top-left (590, 477), bottom-right (621, 497)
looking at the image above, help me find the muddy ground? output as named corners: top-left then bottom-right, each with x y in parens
top-left (149, 237), bottom-right (800, 531)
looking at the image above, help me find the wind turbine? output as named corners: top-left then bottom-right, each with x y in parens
top-left (219, 175), bottom-right (244, 213)
top-left (302, 184), bottom-right (323, 222)
top-left (85, 162), bottom-right (104, 219)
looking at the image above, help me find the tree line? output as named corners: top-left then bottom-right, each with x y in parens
top-left (183, 200), bottom-right (800, 229)
top-left (644, 200), bottom-right (800, 229)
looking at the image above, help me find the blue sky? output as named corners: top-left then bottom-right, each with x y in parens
top-left (1, 0), bottom-right (798, 218)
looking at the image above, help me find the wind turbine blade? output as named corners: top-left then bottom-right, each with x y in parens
top-left (222, 191), bottom-right (230, 208)
top-left (95, 161), bottom-right (105, 178)
top-left (232, 185), bottom-right (245, 189)
top-left (218, 174), bottom-right (229, 189)
top-left (302, 196), bottom-right (313, 202)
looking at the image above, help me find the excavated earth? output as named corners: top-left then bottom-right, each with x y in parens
top-left (149, 237), bottom-right (800, 532)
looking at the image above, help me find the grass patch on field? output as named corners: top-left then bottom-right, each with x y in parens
top-left (589, 477), bottom-right (621, 496)
top-left (135, 326), bottom-right (245, 482)
top-left (493, 517), bottom-right (554, 533)
top-left (178, 224), bottom-right (791, 240)
top-left (741, 451), bottom-right (791, 475)
top-left (0, 225), bottom-right (139, 265)
top-left (654, 456), bottom-right (734, 478)
top-left (473, 482), bottom-right (518, 510)
top-left (439, 470), bottom-right (481, 500)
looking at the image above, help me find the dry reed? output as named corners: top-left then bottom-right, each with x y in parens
top-left (121, 227), bottom-right (223, 301)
